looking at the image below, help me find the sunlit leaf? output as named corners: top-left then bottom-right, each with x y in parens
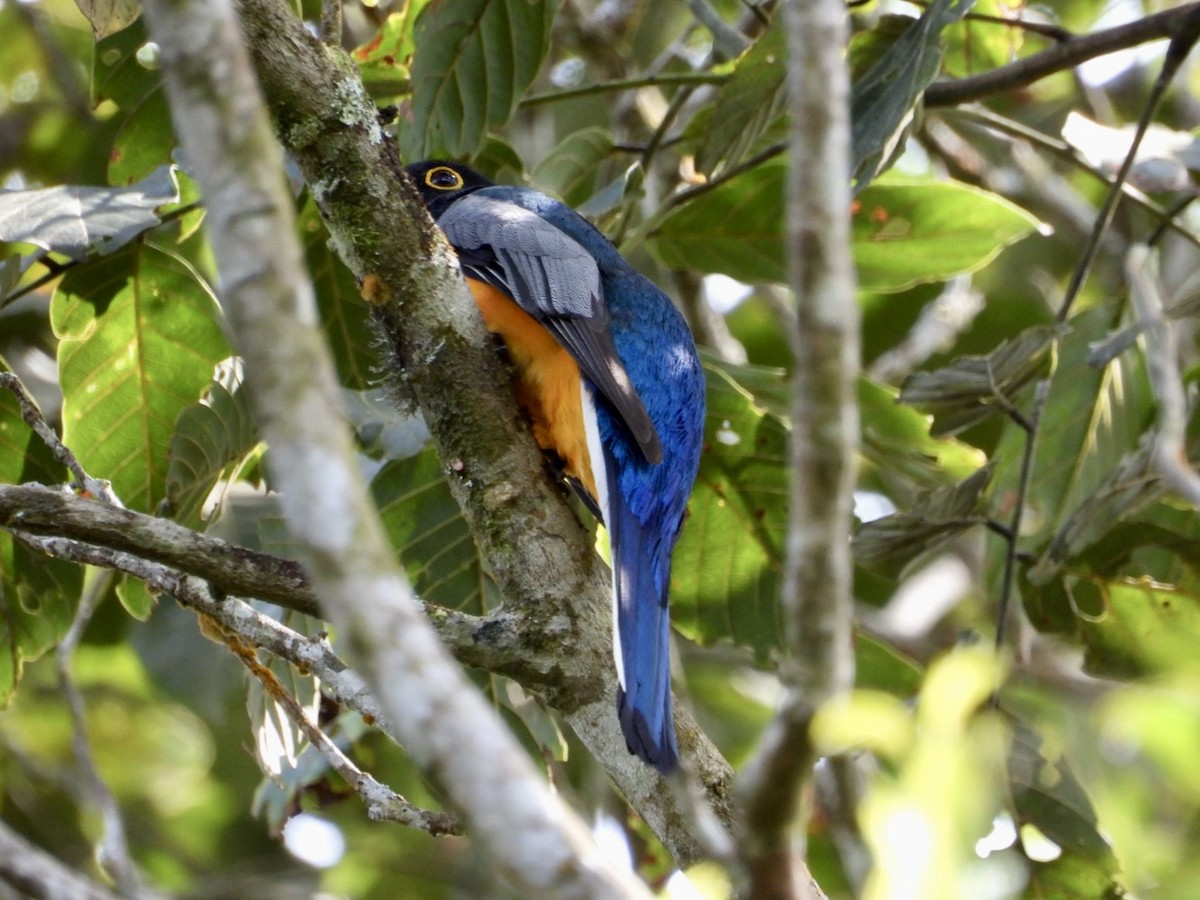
top-left (859, 377), bottom-right (986, 499)
top-left (404, 0), bottom-right (560, 159)
top-left (649, 166), bottom-right (1038, 289)
top-left (899, 324), bottom-right (1060, 436)
top-left (672, 360), bottom-right (788, 659)
top-left (853, 179), bottom-right (1041, 293)
top-left (1077, 576), bottom-right (1200, 678)
top-left (353, 5), bottom-right (430, 99)
top-left (52, 243), bottom-right (230, 512)
top-left (0, 166), bottom-right (179, 260)
top-left (853, 462), bottom-right (994, 577)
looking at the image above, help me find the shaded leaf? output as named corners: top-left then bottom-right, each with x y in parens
top-left (899, 324), bottom-right (1060, 436)
top-left (74, 0), bottom-right (142, 41)
top-left (93, 17), bottom-right (157, 110)
top-left (299, 199), bottom-right (378, 390)
top-left (850, 0), bottom-right (973, 188)
top-left (853, 462), bottom-right (994, 577)
top-left (696, 16), bottom-right (786, 177)
top-left (1029, 432), bottom-right (1164, 584)
top-left (52, 243), bottom-right (230, 512)
top-left (108, 89), bottom-right (173, 186)
top-left (372, 448), bottom-right (497, 613)
top-left (0, 166), bottom-right (179, 261)
top-left (533, 128), bottom-right (615, 208)
top-left (404, 0), bottom-right (560, 159)
top-left (165, 363), bottom-right (259, 528)
top-left (0, 364), bottom-right (81, 704)
top-left (993, 307), bottom-right (1152, 555)
top-left (672, 360), bottom-right (789, 659)
top-left (116, 575), bottom-right (156, 621)
top-left (1009, 720), bottom-right (1117, 866)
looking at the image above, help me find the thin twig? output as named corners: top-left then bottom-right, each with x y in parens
top-left (0, 373), bottom-right (119, 502)
top-left (0, 818), bottom-right (121, 900)
top-left (925, 1), bottom-right (1200, 108)
top-left (942, 107), bottom-right (1200, 252)
top-left (220, 624), bottom-right (463, 835)
top-left (14, 532), bottom-right (462, 837)
top-left (1053, 19), bottom-right (1198, 324)
top-left (521, 72), bottom-right (728, 107)
top-left (57, 574), bottom-right (149, 899)
top-left (994, 379), bottom-right (1049, 657)
top-left (907, 0), bottom-right (1072, 42)
top-left (320, 0), bottom-right (342, 45)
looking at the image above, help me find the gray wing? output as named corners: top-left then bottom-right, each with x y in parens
top-left (437, 194), bottom-right (662, 464)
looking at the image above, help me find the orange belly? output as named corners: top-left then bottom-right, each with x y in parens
top-left (467, 279), bottom-right (597, 501)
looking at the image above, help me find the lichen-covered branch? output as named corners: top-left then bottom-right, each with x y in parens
top-left (140, 0), bottom-right (650, 895)
top-left (736, 0), bottom-right (858, 895)
top-left (230, 0), bottom-right (735, 864)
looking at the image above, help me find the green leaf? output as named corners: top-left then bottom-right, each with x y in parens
top-left (1077, 577), bottom-right (1200, 679)
top-left (75, 0), bottom-right (142, 41)
top-left (372, 448), bottom-right (497, 613)
top-left (352, 5), bottom-right (430, 99)
top-left (850, 0), bottom-right (973, 188)
top-left (994, 307), bottom-right (1153, 554)
top-left (671, 360), bottom-right (789, 659)
top-left (404, 0), bottom-right (560, 159)
top-left (108, 88), bottom-right (174, 186)
top-left (1029, 433), bottom-right (1164, 584)
top-left (695, 16), bottom-right (786, 177)
top-left (93, 18), bottom-right (156, 111)
top-left (0, 166), bottom-right (179, 260)
top-left (533, 128), bottom-right (615, 208)
top-left (853, 179), bottom-right (1041, 292)
top-left (165, 365), bottom-right (259, 528)
top-left (299, 199), bottom-right (378, 390)
top-left (859, 377), bottom-right (986, 498)
top-left (116, 575), bottom-right (156, 621)
top-left (52, 243), bottom-right (231, 512)
top-left (1009, 720), bottom-right (1117, 867)
top-left (0, 365), bottom-right (82, 704)
top-left (649, 166), bottom-right (1038, 289)
top-left (899, 324), bottom-right (1060, 436)
top-left (853, 462), bottom-right (994, 578)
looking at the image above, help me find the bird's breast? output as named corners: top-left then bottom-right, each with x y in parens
top-left (467, 278), bottom-right (599, 502)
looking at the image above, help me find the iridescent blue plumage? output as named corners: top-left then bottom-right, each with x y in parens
top-left (406, 161), bottom-right (705, 771)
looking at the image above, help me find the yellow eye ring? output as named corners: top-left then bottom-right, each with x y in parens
top-left (425, 166), bottom-right (464, 190)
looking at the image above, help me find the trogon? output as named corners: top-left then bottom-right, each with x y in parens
top-left (405, 161), bottom-right (705, 772)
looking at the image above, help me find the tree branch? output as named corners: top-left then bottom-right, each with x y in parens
top-left (925, 1), bottom-right (1200, 108)
top-left (736, 0), bottom-right (857, 895)
top-left (230, 0), bottom-right (736, 865)
top-left (0, 819), bottom-right (121, 900)
top-left (141, 0), bottom-right (650, 895)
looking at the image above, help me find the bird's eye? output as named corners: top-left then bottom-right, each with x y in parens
top-left (425, 166), bottom-right (465, 190)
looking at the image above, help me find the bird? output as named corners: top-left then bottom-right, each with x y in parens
top-left (404, 160), bottom-right (705, 772)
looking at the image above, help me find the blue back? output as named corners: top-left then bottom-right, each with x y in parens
top-left (478, 186), bottom-right (705, 770)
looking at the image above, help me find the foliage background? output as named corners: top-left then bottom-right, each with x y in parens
top-left (2, 0), bottom-right (1200, 896)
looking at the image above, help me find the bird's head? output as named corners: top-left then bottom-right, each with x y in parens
top-left (405, 160), bottom-right (493, 218)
